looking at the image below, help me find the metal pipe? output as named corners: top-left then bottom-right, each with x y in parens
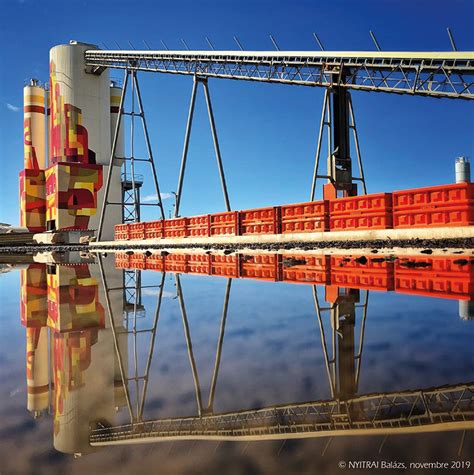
top-left (202, 79), bottom-right (231, 211)
top-left (310, 89), bottom-right (329, 200)
top-left (133, 72), bottom-right (166, 219)
top-left (175, 76), bottom-right (198, 217)
top-left (207, 279), bottom-right (232, 411)
top-left (98, 69), bottom-right (129, 241)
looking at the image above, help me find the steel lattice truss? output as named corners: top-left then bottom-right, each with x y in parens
top-left (90, 383), bottom-right (474, 444)
top-left (85, 50), bottom-right (474, 100)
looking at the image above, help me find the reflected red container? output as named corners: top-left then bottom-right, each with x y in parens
top-left (240, 254), bottom-right (282, 281)
top-left (394, 255), bottom-right (474, 299)
top-left (330, 255), bottom-right (395, 291)
top-left (282, 254), bottom-right (330, 284)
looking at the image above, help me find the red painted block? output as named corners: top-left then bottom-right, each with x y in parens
top-left (239, 207), bottom-right (281, 235)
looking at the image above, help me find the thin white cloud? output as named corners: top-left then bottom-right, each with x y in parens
top-left (6, 103), bottom-right (20, 112)
top-left (142, 193), bottom-right (173, 202)
top-left (142, 289), bottom-right (175, 298)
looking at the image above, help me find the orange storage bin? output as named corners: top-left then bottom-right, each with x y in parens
top-left (393, 183), bottom-right (474, 228)
top-left (188, 215), bottom-right (210, 237)
top-left (394, 256), bottom-right (474, 299)
top-left (144, 220), bottom-right (164, 239)
top-left (239, 207), bottom-right (281, 235)
top-left (129, 222), bottom-right (145, 240)
top-left (164, 218), bottom-right (188, 238)
top-left (210, 211), bottom-right (239, 236)
top-left (329, 193), bottom-right (393, 231)
top-left (281, 201), bottom-right (329, 233)
top-left (282, 254), bottom-right (330, 284)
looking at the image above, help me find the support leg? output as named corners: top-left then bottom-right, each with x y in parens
top-left (175, 274), bottom-right (203, 416)
top-left (175, 76), bottom-right (198, 218)
top-left (310, 89), bottom-right (329, 201)
top-left (133, 73), bottom-right (166, 219)
top-left (202, 80), bottom-right (231, 211)
top-left (98, 69), bottom-right (129, 241)
top-left (207, 278), bottom-right (232, 412)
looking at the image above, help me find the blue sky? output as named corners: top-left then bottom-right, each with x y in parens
top-left (0, 0), bottom-right (473, 224)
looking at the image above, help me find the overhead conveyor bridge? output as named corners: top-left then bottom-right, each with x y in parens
top-left (85, 50), bottom-right (474, 100)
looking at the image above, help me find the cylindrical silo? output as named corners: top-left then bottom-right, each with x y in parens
top-left (48, 41), bottom-right (122, 238)
top-left (110, 81), bottom-right (125, 165)
top-left (24, 79), bottom-right (46, 170)
top-left (26, 327), bottom-right (50, 417)
top-left (455, 157), bottom-right (471, 183)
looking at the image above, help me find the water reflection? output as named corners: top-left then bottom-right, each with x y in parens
top-left (15, 251), bottom-right (474, 457)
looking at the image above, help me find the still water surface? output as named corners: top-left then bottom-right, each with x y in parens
top-left (0, 252), bottom-right (473, 474)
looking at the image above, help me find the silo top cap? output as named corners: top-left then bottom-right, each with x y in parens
top-left (456, 156), bottom-right (470, 163)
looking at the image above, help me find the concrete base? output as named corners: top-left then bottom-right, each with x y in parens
top-left (91, 226), bottom-right (474, 250)
top-left (34, 230), bottom-right (95, 245)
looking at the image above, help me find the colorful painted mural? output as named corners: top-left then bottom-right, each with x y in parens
top-left (45, 163), bottom-right (103, 230)
top-left (19, 168), bottom-right (46, 233)
top-left (47, 265), bottom-right (105, 333)
top-left (52, 329), bottom-right (98, 436)
top-left (50, 60), bottom-right (96, 165)
top-left (23, 83), bottom-right (46, 170)
top-left (20, 264), bottom-right (48, 328)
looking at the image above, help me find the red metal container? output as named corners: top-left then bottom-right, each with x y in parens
top-left (393, 183), bottom-right (474, 228)
top-left (281, 201), bottom-right (329, 233)
top-left (239, 207), bottom-right (281, 235)
top-left (114, 224), bottom-right (129, 240)
top-left (329, 193), bottom-right (393, 231)
top-left (144, 220), bottom-right (164, 239)
top-left (163, 218), bottom-right (188, 238)
top-left (187, 215), bottom-right (210, 237)
top-left (129, 253), bottom-right (146, 269)
top-left (129, 222), bottom-right (145, 240)
top-left (114, 252), bottom-right (131, 268)
top-left (145, 254), bottom-right (165, 272)
top-left (209, 211), bottom-right (239, 236)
